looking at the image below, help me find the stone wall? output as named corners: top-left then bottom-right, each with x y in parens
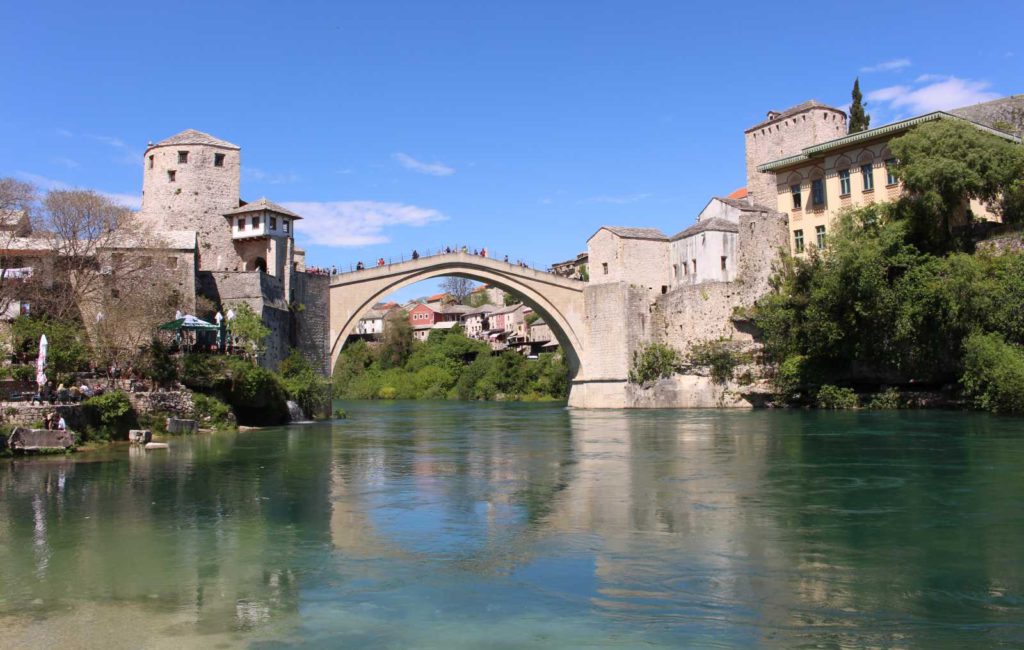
top-left (293, 273), bottom-right (331, 375)
top-left (127, 390), bottom-right (194, 419)
top-left (1, 404), bottom-right (84, 429)
top-left (197, 270), bottom-right (293, 370)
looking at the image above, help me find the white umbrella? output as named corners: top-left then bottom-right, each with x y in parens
top-left (175, 309), bottom-right (183, 320)
top-left (215, 311), bottom-right (223, 325)
top-left (35, 334), bottom-right (47, 388)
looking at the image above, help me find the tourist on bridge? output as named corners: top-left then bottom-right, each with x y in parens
top-left (481, 247), bottom-right (487, 258)
top-left (356, 261), bottom-right (364, 270)
top-left (412, 249), bottom-right (420, 260)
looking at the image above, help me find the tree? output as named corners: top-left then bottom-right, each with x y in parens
top-left (228, 302), bottom-right (270, 364)
top-left (889, 119), bottom-right (1024, 247)
top-left (441, 276), bottom-right (475, 303)
top-left (848, 78), bottom-right (870, 133)
top-left (379, 309), bottom-right (413, 368)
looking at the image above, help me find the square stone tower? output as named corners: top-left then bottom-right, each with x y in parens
top-left (140, 129), bottom-right (242, 272)
top-left (744, 101), bottom-right (847, 209)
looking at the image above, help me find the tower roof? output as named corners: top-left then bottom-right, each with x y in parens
top-left (151, 129), bottom-right (240, 150)
top-left (224, 197), bottom-right (303, 219)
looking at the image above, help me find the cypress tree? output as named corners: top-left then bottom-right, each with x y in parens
top-left (849, 78), bottom-right (871, 133)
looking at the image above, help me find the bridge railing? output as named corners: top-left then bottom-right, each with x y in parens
top-left (305, 246), bottom-right (557, 277)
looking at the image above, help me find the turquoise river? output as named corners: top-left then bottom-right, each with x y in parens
top-left (1, 402), bottom-right (1023, 648)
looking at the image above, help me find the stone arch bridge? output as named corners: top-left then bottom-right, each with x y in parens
top-left (329, 252), bottom-right (587, 381)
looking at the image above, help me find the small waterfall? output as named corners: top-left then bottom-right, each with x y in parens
top-left (286, 400), bottom-right (307, 422)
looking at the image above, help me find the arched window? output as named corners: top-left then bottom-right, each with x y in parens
top-left (252, 257), bottom-right (268, 273)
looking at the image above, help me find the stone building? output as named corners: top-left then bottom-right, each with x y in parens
top-left (750, 99), bottom-right (1023, 255)
top-left (136, 129), bottom-right (328, 372)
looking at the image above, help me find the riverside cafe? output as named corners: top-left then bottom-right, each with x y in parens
top-left (157, 314), bottom-right (223, 353)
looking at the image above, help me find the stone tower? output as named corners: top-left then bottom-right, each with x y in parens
top-left (140, 129), bottom-right (241, 271)
top-left (744, 101), bottom-right (847, 208)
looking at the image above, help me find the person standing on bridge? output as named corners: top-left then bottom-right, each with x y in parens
top-left (412, 250), bottom-right (420, 260)
top-left (481, 247), bottom-right (487, 258)
top-left (356, 261), bottom-right (364, 271)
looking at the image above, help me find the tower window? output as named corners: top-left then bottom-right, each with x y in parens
top-left (214, 153), bottom-right (225, 167)
top-left (270, 217), bottom-right (277, 230)
top-left (167, 170), bottom-right (176, 183)
top-left (178, 151), bottom-right (189, 164)
top-left (791, 184), bottom-right (802, 210)
top-left (721, 256), bottom-right (727, 270)
top-left (148, 155), bottom-right (154, 169)
top-left (602, 262), bottom-right (608, 275)
top-left (238, 218), bottom-right (245, 230)
top-left (794, 229), bottom-right (804, 253)
top-left (283, 220), bottom-right (289, 233)
top-left (251, 216), bottom-right (259, 229)
top-left (816, 225), bottom-right (827, 249)
top-left (691, 259), bottom-right (697, 274)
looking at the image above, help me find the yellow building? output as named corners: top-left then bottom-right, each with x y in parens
top-left (756, 111), bottom-right (1021, 254)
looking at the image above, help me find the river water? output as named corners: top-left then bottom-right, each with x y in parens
top-left (1, 402), bottom-right (1023, 648)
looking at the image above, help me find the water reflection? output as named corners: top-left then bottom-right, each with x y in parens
top-left (2, 405), bottom-right (1024, 647)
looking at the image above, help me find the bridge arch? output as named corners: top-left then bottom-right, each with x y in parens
top-left (328, 252), bottom-right (587, 381)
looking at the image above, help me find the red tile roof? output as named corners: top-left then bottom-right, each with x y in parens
top-left (726, 188), bottom-right (748, 200)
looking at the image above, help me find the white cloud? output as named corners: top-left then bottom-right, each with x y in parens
top-left (581, 193), bottom-right (652, 205)
top-left (393, 153), bottom-right (455, 177)
top-left (244, 167), bottom-right (300, 184)
top-left (913, 73), bottom-right (950, 84)
top-left (860, 58), bottom-right (912, 73)
top-left (283, 200), bottom-right (447, 247)
top-left (100, 192), bottom-right (142, 210)
top-left (15, 171), bottom-right (140, 209)
top-left (86, 133), bottom-right (141, 165)
top-left (867, 77), bottom-right (1000, 114)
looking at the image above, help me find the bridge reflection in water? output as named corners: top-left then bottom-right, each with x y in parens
top-left (2, 404), bottom-right (1023, 647)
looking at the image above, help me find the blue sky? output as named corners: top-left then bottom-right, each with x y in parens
top-left (2, 1), bottom-right (1022, 301)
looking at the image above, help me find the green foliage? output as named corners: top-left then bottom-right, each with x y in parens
top-left (379, 310), bottom-right (414, 369)
top-left (224, 358), bottom-right (289, 424)
top-left (228, 303), bottom-right (271, 364)
top-left (774, 354), bottom-right (807, 403)
top-left (191, 392), bottom-right (234, 429)
top-left (579, 264), bottom-right (589, 282)
top-left (688, 339), bottom-right (751, 384)
top-left (868, 387), bottom-right (903, 410)
top-left (334, 328), bottom-right (567, 401)
top-left (628, 343), bottom-right (682, 384)
top-left (179, 354), bottom-right (289, 425)
top-left (279, 349), bottom-right (331, 419)
top-left (889, 119), bottom-right (1024, 248)
top-left (961, 332), bottom-right (1024, 414)
top-left (816, 385), bottom-right (859, 409)
top-left (848, 78), bottom-right (870, 133)
top-left (83, 390), bottom-right (135, 440)
top-left (10, 316), bottom-right (89, 375)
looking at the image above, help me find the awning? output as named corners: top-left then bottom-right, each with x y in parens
top-left (157, 315), bottom-right (220, 331)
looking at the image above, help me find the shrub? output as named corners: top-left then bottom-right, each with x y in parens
top-left (628, 343), bottom-right (682, 384)
top-left (775, 354), bottom-right (808, 403)
top-left (279, 350), bottom-right (331, 418)
top-left (689, 339), bottom-right (752, 384)
top-left (378, 386), bottom-right (397, 399)
top-left (225, 359), bottom-right (289, 425)
top-left (867, 387), bottom-right (902, 410)
top-left (83, 390), bottom-right (135, 439)
top-left (961, 332), bottom-right (1024, 414)
top-left (816, 385), bottom-right (859, 409)
top-left (192, 393), bottom-right (234, 430)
